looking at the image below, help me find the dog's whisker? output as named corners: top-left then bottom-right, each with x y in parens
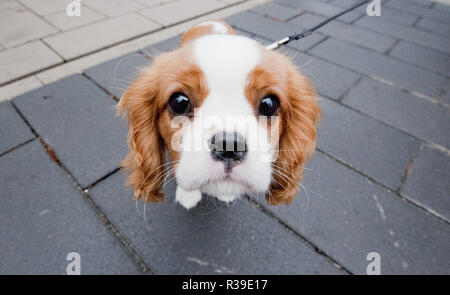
top-left (136, 160), bottom-right (179, 221)
top-left (135, 160), bottom-right (179, 199)
top-left (299, 183), bottom-right (311, 213)
top-left (300, 182), bottom-right (323, 199)
top-left (152, 165), bottom-right (176, 189)
top-left (142, 170), bottom-right (178, 227)
top-left (271, 163), bottom-right (299, 179)
top-left (272, 160), bottom-right (318, 175)
top-left (271, 166), bottom-right (301, 186)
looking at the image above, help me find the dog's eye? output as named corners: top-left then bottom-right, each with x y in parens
top-left (169, 92), bottom-right (191, 115)
top-left (258, 95), bottom-right (280, 116)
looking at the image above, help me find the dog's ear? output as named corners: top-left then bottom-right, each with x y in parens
top-left (117, 66), bottom-right (165, 202)
top-left (266, 68), bottom-right (321, 205)
top-left (180, 20), bottom-right (236, 46)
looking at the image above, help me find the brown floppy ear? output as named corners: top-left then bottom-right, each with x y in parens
top-left (266, 68), bottom-right (321, 205)
top-left (117, 66), bottom-right (165, 202)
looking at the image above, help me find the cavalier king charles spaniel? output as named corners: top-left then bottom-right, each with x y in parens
top-left (118, 20), bottom-right (321, 209)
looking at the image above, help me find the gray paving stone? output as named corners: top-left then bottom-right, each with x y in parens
top-left (275, 0), bottom-right (364, 23)
top-left (386, 0), bottom-right (450, 23)
top-left (13, 74), bottom-right (128, 188)
top-left (415, 17), bottom-right (450, 37)
top-left (0, 140), bottom-right (141, 274)
top-left (289, 51), bottom-right (361, 100)
top-left (342, 78), bottom-right (450, 149)
top-left (395, 0), bottom-right (433, 8)
top-left (89, 171), bottom-right (344, 274)
top-left (389, 41), bottom-right (450, 77)
top-left (309, 61), bottom-right (361, 100)
top-left (85, 53), bottom-right (150, 99)
top-left (254, 151), bottom-right (450, 274)
top-left (141, 35), bottom-right (181, 55)
top-left (233, 28), bottom-right (254, 38)
top-left (289, 11), bottom-right (328, 28)
top-left (309, 38), bottom-right (447, 98)
top-left (433, 2), bottom-right (450, 12)
top-left (441, 83), bottom-right (450, 105)
top-left (251, 2), bottom-right (303, 21)
top-left (401, 146), bottom-right (450, 221)
top-left (375, 6), bottom-right (421, 25)
top-left (356, 16), bottom-right (450, 55)
top-left (317, 98), bottom-right (419, 189)
top-left (290, 13), bottom-right (397, 53)
top-left (331, 0), bottom-right (420, 25)
top-left (330, 0), bottom-right (366, 7)
top-left (0, 102), bottom-right (34, 155)
top-left (225, 11), bottom-right (326, 52)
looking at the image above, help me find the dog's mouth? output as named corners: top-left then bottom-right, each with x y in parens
top-left (199, 178), bottom-right (253, 201)
top-left (203, 173), bottom-right (256, 193)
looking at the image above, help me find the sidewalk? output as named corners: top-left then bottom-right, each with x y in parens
top-left (0, 0), bottom-right (449, 274)
top-left (0, 0), bottom-right (260, 101)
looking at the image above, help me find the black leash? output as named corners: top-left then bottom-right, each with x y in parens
top-left (266, 0), bottom-right (371, 50)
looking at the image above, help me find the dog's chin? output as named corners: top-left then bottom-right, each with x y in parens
top-left (200, 179), bottom-right (252, 203)
top-left (176, 175), bottom-right (261, 204)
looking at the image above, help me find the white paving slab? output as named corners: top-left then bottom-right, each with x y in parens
top-left (83, 0), bottom-right (145, 17)
top-left (0, 1), bottom-right (58, 48)
top-left (134, 0), bottom-right (177, 7)
top-left (44, 13), bottom-right (161, 60)
top-left (0, 76), bottom-right (43, 103)
top-left (44, 6), bottom-right (105, 31)
top-left (0, 41), bottom-right (62, 85)
top-left (139, 0), bottom-right (226, 26)
top-left (0, 0), bottom-right (264, 98)
top-left (18, 0), bottom-right (67, 16)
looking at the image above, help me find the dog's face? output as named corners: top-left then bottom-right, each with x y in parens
top-left (118, 21), bottom-right (320, 209)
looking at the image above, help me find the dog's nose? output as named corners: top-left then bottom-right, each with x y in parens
top-left (209, 132), bottom-right (247, 164)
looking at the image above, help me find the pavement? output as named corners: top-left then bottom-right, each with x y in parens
top-left (0, 0), bottom-right (450, 274)
top-left (0, 0), bottom-right (261, 101)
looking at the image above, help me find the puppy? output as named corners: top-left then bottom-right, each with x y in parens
top-left (118, 20), bottom-right (321, 209)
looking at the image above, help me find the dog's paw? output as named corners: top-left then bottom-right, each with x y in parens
top-left (175, 186), bottom-right (202, 209)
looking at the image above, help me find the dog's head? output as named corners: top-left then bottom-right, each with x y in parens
top-left (118, 21), bottom-right (320, 207)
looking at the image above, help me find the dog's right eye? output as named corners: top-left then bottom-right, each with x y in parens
top-left (169, 92), bottom-right (191, 115)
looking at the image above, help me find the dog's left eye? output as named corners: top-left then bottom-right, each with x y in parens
top-left (169, 92), bottom-right (191, 115)
top-left (258, 95), bottom-right (280, 116)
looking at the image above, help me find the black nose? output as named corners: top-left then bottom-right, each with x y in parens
top-left (209, 132), bottom-right (247, 165)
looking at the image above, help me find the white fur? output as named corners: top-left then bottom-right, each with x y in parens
top-left (174, 35), bottom-right (273, 209)
top-left (175, 186), bottom-right (202, 209)
top-left (195, 21), bottom-right (228, 34)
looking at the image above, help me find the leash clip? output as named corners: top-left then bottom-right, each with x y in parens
top-left (266, 37), bottom-right (290, 51)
